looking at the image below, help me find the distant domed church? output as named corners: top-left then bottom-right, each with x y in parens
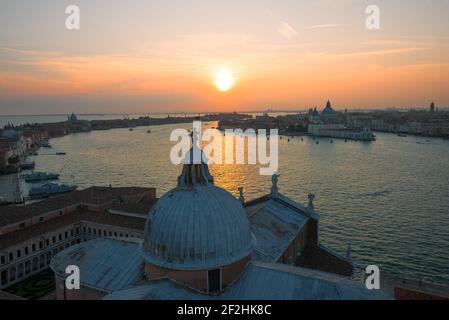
top-left (68, 113), bottom-right (78, 122)
top-left (50, 147), bottom-right (388, 300)
top-left (308, 100), bottom-right (375, 141)
top-left (321, 100), bottom-right (337, 117)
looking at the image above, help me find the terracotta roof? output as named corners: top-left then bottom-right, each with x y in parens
top-left (109, 193), bottom-right (157, 215)
top-left (82, 210), bottom-right (145, 230)
top-left (395, 287), bottom-right (449, 300)
top-left (0, 208), bottom-right (146, 248)
top-left (0, 186), bottom-right (154, 227)
top-left (0, 211), bottom-right (80, 247)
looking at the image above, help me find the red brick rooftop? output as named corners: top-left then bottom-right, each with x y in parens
top-left (0, 208), bottom-right (146, 248)
top-left (0, 186), bottom-right (155, 227)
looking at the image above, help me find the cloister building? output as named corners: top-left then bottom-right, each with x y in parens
top-left (0, 186), bottom-right (156, 289)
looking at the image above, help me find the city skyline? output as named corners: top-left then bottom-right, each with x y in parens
top-left (1, 0), bottom-right (449, 115)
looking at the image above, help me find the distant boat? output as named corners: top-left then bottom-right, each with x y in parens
top-left (41, 140), bottom-right (52, 148)
top-left (147, 129), bottom-right (151, 134)
top-left (331, 140), bottom-right (334, 143)
top-left (24, 172), bottom-right (60, 183)
top-left (28, 183), bottom-right (77, 199)
top-left (129, 128), bottom-right (134, 132)
top-left (397, 134), bottom-right (407, 137)
top-left (316, 141), bottom-right (319, 145)
top-left (56, 152), bottom-right (66, 155)
top-left (19, 161), bottom-right (35, 170)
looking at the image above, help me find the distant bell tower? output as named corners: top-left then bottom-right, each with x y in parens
top-left (430, 102), bottom-right (435, 113)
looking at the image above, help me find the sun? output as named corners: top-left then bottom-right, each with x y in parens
top-left (214, 69), bottom-right (234, 92)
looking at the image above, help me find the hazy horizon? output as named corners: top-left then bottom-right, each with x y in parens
top-left (1, 105), bottom-right (447, 117)
top-left (1, 0), bottom-right (449, 115)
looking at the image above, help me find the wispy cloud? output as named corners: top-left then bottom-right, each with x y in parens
top-left (265, 10), bottom-right (299, 40)
top-left (329, 47), bottom-right (427, 59)
top-left (306, 24), bottom-right (344, 30)
top-left (0, 46), bottom-right (62, 57)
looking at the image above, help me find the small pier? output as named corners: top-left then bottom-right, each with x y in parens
top-left (0, 172), bottom-right (23, 204)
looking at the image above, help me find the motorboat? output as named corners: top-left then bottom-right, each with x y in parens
top-left (24, 172), bottom-right (60, 183)
top-left (28, 182), bottom-right (77, 199)
top-left (19, 161), bottom-right (35, 170)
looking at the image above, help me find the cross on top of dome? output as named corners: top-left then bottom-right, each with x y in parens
top-left (177, 129), bottom-right (214, 188)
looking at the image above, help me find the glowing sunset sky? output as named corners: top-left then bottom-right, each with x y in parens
top-left (1, 0), bottom-right (449, 114)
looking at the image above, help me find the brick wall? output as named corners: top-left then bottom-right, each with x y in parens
top-left (146, 255), bottom-right (251, 293)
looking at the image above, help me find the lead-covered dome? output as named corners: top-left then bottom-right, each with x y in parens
top-left (142, 146), bottom-right (253, 270)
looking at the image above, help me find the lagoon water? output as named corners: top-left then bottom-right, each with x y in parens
top-left (25, 122), bottom-right (449, 285)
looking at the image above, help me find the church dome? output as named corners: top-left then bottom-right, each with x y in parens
top-left (322, 100), bottom-right (336, 115)
top-left (142, 146), bottom-right (253, 270)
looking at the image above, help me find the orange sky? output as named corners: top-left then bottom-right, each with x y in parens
top-left (1, 1), bottom-right (449, 114)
